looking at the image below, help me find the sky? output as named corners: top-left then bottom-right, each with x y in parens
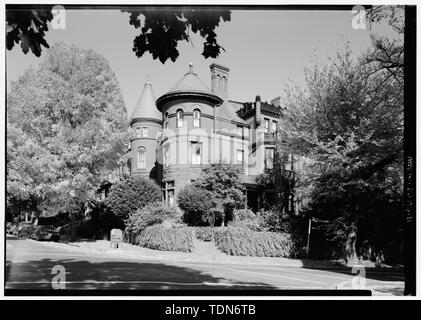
top-left (6, 8), bottom-right (401, 118)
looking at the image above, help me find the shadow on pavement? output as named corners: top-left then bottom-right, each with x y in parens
top-left (299, 260), bottom-right (404, 282)
top-left (5, 258), bottom-right (277, 291)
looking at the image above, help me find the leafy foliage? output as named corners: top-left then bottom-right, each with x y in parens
top-left (177, 185), bottom-right (215, 226)
top-left (125, 202), bottom-right (179, 234)
top-left (279, 42), bottom-right (403, 261)
top-left (6, 7), bottom-right (231, 63)
top-left (6, 8), bottom-right (53, 57)
top-left (7, 43), bottom-right (128, 220)
top-left (135, 224), bottom-right (194, 252)
top-left (193, 164), bottom-right (246, 225)
top-left (105, 176), bottom-right (162, 221)
top-left (76, 201), bottom-right (124, 240)
top-left (213, 227), bottom-right (295, 257)
top-left (122, 8), bottom-right (231, 63)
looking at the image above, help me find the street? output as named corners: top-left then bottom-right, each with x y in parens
top-left (5, 236), bottom-right (404, 294)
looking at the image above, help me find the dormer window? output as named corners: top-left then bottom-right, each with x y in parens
top-left (176, 110), bottom-right (184, 128)
top-left (193, 109), bottom-right (201, 127)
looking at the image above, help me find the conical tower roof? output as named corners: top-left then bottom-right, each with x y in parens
top-left (156, 63), bottom-right (223, 111)
top-left (167, 63), bottom-right (213, 94)
top-left (130, 79), bottom-right (161, 124)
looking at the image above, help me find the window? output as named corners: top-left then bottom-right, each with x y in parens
top-left (142, 127), bottom-right (148, 137)
top-left (164, 145), bottom-right (170, 167)
top-left (236, 125), bottom-right (243, 137)
top-left (191, 142), bottom-right (202, 165)
top-left (176, 109), bottom-right (184, 128)
top-left (271, 121), bottom-right (277, 133)
top-left (193, 109), bottom-right (201, 127)
top-left (164, 113), bottom-right (169, 129)
top-left (264, 119), bottom-right (269, 133)
top-left (285, 153), bottom-right (294, 171)
top-left (137, 147), bottom-right (146, 169)
top-left (165, 181), bottom-right (175, 207)
top-left (265, 148), bottom-right (274, 170)
top-left (127, 160), bottom-right (131, 176)
top-left (168, 190), bottom-right (175, 207)
top-left (135, 127), bottom-right (141, 137)
top-left (244, 126), bottom-right (249, 138)
top-left (236, 149), bottom-right (244, 165)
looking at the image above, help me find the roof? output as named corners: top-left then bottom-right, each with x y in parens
top-left (216, 100), bottom-right (248, 125)
top-left (168, 63), bottom-right (213, 95)
top-left (129, 81), bottom-right (161, 123)
top-left (156, 63), bottom-right (223, 110)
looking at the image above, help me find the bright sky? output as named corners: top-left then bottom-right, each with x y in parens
top-left (6, 8), bottom-right (400, 118)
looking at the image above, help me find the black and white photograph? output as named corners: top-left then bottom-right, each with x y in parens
top-left (2, 2), bottom-right (417, 299)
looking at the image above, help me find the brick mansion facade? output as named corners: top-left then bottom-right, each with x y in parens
top-left (122, 63), bottom-right (292, 212)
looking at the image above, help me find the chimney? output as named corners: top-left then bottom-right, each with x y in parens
top-left (255, 95), bottom-right (261, 126)
top-left (209, 63), bottom-right (229, 98)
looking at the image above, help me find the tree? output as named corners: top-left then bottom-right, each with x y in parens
top-left (177, 185), bottom-right (216, 226)
top-left (105, 176), bottom-right (162, 221)
top-left (6, 6), bottom-right (231, 63)
top-left (7, 43), bottom-right (129, 240)
top-left (193, 164), bottom-right (246, 225)
top-left (279, 44), bottom-right (403, 263)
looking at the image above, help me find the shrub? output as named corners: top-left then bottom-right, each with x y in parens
top-left (213, 227), bottom-right (295, 257)
top-left (228, 219), bottom-right (263, 232)
top-left (125, 202), bottom-right (178, 235)
top-left (135, 224), bottom-right (194, 252)
top-left (193, 164), bottom-right (246, 225)
top-left (105, 176), bottom-right (162, 220)
top-left (177, 185), bottom-right (215, 226)
top-left (233, 208), bottom-right (256, 221)
top-left (193, 227), bottom-right (215, 241)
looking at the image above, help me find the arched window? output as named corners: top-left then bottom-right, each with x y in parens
top-left (176, 109), bottom-right (184, 128)
top-left (193, 109), bottom-right (201, 127)
top-left (138, 147), bottom-right (146, 169)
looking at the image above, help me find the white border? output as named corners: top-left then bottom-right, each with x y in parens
top-left (0, 0), bottom-right (419, 301)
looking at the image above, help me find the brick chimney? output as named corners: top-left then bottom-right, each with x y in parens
top-left (209, 63), bottom-right (229, 98)
top-left (255, 95), bottom-right (261, 126)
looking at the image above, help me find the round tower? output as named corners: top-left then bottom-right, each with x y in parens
top-left (128, 77), bottom-right (162, 180)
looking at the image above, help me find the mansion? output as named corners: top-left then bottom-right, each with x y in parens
top-left (123, 63), bottom-right (293, 212)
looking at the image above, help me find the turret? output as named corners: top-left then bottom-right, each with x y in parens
top-left (128, 77), bottom-right (162, 179)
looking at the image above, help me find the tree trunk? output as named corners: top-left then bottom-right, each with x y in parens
top-left (344, 224), bottom-right (358, 265)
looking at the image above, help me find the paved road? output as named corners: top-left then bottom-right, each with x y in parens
top-left (5, 236), bottom-right (404, 294)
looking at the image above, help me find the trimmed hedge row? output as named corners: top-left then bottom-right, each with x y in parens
top-left (193, 227), bottom-right (214, 241)
top-left (213, 227), bottom-right (294, 257)
top-left (135, 224), bottom-right (194, 253)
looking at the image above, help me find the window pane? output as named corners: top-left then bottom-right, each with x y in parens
top-left (168, 190), bottom-right (174, 207)
top-left (193, 110), bottom-right (200, 127)
top-left (237, 150), bottom-right (243, 164)
top-left (264, 119), bottom-right (269, 133)
top-left (176, 110), bottom-right (184, 128)
top-left (191, 143), bottom-right (201, 165)
top-left (272, 121), bottom-right (277, 133)
top-left (138, 148), bottom-right (146, 168)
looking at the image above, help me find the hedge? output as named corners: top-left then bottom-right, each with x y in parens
top-left (213, 227), bottom-right (294, 257)
top-left (134, 224), bottom-right (194, 252)
top-left (193, 227), bottom-right (214, 241)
